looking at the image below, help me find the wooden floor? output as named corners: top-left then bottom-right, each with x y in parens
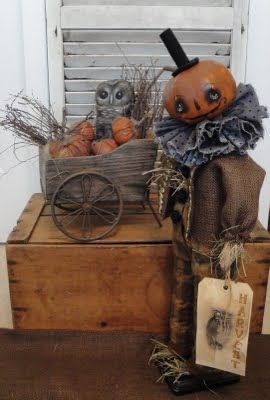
top-left (0, 329), bottom-right (269, 400)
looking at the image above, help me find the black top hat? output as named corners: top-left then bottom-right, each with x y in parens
top-left (160, 28), bottom-right (199, 77)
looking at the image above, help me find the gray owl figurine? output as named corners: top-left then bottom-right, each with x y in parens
top-left (95, 79), bottom-right (134, 140)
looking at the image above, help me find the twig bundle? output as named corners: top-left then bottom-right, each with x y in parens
top-left (0, 92), bottom-right (65, 146)
top-left (121, 62), bottom-right (165, 138)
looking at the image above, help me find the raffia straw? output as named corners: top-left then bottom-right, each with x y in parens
top-left (210, 227), bottom-right (247, 282)
top-left (149, 340), bottom-right (190, 384)
top-left (143, 167), bottom-right (188, 194)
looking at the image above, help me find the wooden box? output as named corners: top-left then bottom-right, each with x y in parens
top-left (6, 193), bottom-right (270, 333)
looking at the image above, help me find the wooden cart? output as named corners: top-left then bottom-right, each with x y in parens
top-left (40, 139), bottom-right (159, 242)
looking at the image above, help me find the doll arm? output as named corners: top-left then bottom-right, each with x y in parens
top-left (219, 155), bottom-right (265, 241)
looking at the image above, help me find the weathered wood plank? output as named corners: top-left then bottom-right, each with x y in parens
top-left (6, 239), bottom-right (269, 332)
top-left (63, 0), bottom-right (232, 6)
top-left (64, 54), bottom-right (230, 68)
top-left (63, 42), bottom-right (231, 56)
top-left (63, 29), bottom-right (231, 44)
top-left (65, 91), bottom-right (160, 104)
top-left (7, 243), bottom-right (173, 331)
top-left (244, 242), bottom-right (270, 333)
top-left (30, 213), bottom-right (171, 244)
top-left (64, 68), bottom-right (172, 80)
top-left (61, 6), bottom-right (234, 30)
top-left (41, 139), bottom-right (158, 201)
top-left (65, 79), bottom-right (168, 92)
top-left (7, 194), bottom-right (45, 244)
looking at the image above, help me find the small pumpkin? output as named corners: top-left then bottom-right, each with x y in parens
top-left (75, 120), bottom-right (95, 141)
top-left (49, 120), bottom-right (94, 158)
top-left (92, 138), bottom-right (118, 155)
top-left (112, 116), bottom-right (138, 145)
top-left (163, 60), bottom-right (236, 125)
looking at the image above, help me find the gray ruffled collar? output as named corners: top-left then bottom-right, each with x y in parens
top-left (155, 84), bottom-right (268, 167)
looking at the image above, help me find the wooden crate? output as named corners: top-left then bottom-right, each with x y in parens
top-left (6, 193), bottom-right (270, 333)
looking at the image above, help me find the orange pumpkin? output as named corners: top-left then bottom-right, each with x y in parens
top-left (49, 120), bottom-right (94, 158)
top-left (49, 133), bottom-right (92, 158)
top-left (112, 116), bottom-right (138, 145)
top-left (92, 138), bottom-right (118, 155)
top-left (163, 60), bottom-right (236, 125)
top-left (75, 120), bottom-right (95, 141)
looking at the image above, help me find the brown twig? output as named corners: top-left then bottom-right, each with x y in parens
top-left (121, 61), bottom-right (165, 138)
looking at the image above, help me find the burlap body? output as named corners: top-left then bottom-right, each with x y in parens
top-left (190, 155), bottom-right (265, 244)
top-left (168, 154), bottom-right (265, 358)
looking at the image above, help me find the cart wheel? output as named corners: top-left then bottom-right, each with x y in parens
top-left (51, 172), bottom-right (123, 242)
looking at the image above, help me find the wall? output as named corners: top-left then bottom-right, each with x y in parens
top-left (0, 0), bottom-right (269, 243)
top-left (0, 0), bottom-right (48, 242)
top-left (246, 0), bottom-right (270, 227)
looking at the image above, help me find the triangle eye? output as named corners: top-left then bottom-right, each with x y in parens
top-left (175, 98), bottom-right (188, 114)
top-left (206, 88), bottom-right (221, 103)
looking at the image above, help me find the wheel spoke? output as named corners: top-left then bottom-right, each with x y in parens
top-left (60, 208), bottom-right (83, 228)
top-left (52, 172), bottom-right (122, 242)
top-left (57, 195), bottom-right (81, 207)
top-left (92, 205), bottom-right (116, 224)
top-left (82, 212), bottom-right (92, 238)
top-left (60, 189), bottom-right (82, 205)
top-left (81, 174), bottom-right (93, 202)
top-left (92, 184), bottom-right (115, 204)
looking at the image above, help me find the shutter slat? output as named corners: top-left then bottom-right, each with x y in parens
top-left (61, 6), bottom-right (234, 30)
top-left (63, 29), bottom-right (231, 44)
top-left (65, 79), bottom-right (168, 92)
top-left (64, 55), bottom-right (230, 68)
top-left (66, 91), bottom-right (161, 104)
top-left (65, 68), bottom-right (172, 80)
top-left (63, 1), bottom-right (232, 6)
top-left (64, 42), bottom-right (230, 56)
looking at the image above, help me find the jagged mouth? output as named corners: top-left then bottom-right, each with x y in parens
top-left (184, 103), bottom-right (221, 121)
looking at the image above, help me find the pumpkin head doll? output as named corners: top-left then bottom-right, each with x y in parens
top-left (150, 29), bottom-right (268, 395)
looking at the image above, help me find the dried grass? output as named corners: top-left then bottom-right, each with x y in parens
top-left (149, 340), bottom-right (190, 384)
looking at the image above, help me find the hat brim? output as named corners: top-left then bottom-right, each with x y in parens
top-left (172, 58), bottom-right (199, 77)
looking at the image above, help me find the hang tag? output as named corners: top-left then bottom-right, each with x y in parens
top-left (196, 278), bottom-right (253, 376)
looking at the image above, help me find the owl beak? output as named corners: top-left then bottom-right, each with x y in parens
top-left (109, 93), bottom-right (114, 105)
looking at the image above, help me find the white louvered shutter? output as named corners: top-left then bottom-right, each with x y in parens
top-left (45, 0), bottom-right (250, 124)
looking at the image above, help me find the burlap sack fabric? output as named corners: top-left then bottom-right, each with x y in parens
top-left (165, 153), bottom-right (265, 360)
top-left (190, 154), bottom-right (265, 244)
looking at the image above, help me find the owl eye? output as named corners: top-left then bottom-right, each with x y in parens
top-left (175, 98), bottom-right (188, 114)
top-left (99, 90), bottom-right (108, 99)
top-left (115, 91), bottom-right (123, 100)
top-left (205, 88), bottom-right (221, 103)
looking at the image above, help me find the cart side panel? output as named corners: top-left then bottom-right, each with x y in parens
top-left (41, 139), bottom-right (158, 202)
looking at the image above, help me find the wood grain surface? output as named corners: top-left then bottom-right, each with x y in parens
top-left (6, 194), bottom-right (270, 333)
top-left (40, 139), bottom-right (158, 202)
top-left (7, 193), bottom-right (45, 244)
top-left (7, 244), bottom-right (173, 331)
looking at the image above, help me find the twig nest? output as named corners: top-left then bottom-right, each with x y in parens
top-left (112, 116), bottom-right (138, 145)
top-left (92, 138), bottom-right (118, 155)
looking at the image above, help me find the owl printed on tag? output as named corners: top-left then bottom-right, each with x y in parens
top-left (206, 309), bottom-right (233, 350)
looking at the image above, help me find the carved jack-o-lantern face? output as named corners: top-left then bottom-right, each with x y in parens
top-left (163, 60), bottom-right (237, 124)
